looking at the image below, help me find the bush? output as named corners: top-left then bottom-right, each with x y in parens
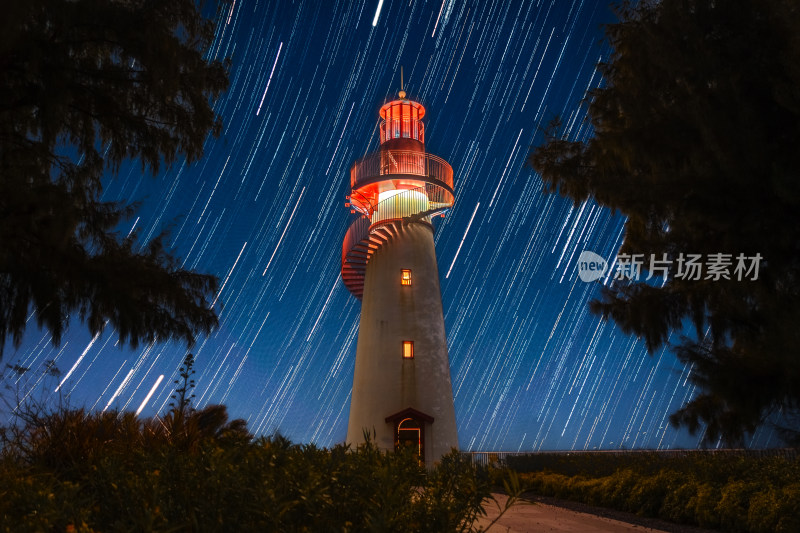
top-left (690, 482), bottom-right (720, 529)
top-left (625, 470), bottom-right (676, 517)
top-left (775, 483), bottom-right (800, 533)
top-left (662, 477), bottom-right (700, 524)
top-left (511, 451), bottom-right (799, 533)
top-left (747, 488), bottom-right (783, 533)
top-left (0, 407), bottom-right (512, 532)
top-left (716, 480), bottom-right (760, 532)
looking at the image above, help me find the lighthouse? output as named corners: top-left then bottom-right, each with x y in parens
top-left (341, 89), bottom-right (458, 465)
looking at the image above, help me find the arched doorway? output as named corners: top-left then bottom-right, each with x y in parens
top-left (385, 407), bottom-right (434, 464)
top-left (397, 417), bottom-right (423, 460)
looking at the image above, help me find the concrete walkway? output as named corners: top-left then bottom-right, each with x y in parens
top-left (475, 494), bottom-right (669, 533)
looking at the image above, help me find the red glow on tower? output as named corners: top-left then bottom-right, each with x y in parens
top-left (379, 98), bottom-right (425, 145)
top-left (341, 92), bottom-right (455, 298)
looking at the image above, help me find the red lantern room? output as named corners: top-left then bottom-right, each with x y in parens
top-left (342, 90), bottom-right (455, 299)
top-left (346, 92), bottom-right (453, 225)
top-left (379, 95), bottom-right (425, 149)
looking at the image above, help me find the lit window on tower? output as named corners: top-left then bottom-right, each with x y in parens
top-left (401, 269), bottom-right (412, 286)
top-left (402, 341), bottom-right (414, 359)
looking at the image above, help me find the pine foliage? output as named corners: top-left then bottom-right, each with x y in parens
top-left (529, 0), bottom-right (800, 444)
top-left (0, 0), bottom-right (230, 355)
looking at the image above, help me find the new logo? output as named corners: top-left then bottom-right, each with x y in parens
top-left (578, 251), bottom-right (608, 282)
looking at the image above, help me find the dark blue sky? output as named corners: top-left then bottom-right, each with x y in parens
top-left (4, 0), bottom-right (779, 450)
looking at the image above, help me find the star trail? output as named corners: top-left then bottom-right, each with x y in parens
top-left (3, 0), bottom-right (778, 450)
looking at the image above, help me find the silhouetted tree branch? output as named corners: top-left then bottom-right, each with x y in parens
top-left (0, 0), bottom-right (230, 355)
top-left (529, 0), bottom-right (800, 445)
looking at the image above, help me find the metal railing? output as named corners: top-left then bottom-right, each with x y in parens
top-left (369, 184), bottom-right (454, 225)
top-left (462, 448), bottom-right (799, 466)
top-left (341, 216), bottom-right (371, 267)
top-left (350, 150), bottom-right (454, 191)
top-left (341, 184), bottom-right (454, 298)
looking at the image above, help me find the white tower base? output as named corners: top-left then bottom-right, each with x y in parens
top-left (347, 220), bottom-right (458, 465)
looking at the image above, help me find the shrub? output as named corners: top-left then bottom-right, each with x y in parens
top-left (747, 488), bottom-right (782, 533)
top-left (690, 482), bottom-right (720, 529)
top-left (716, 480), bottom-right (760, 532)
top-left (775, 483), bottom-right (800, 533)
top-left (626, 470), bottom-right (676, 517)
top-left (0, 407), bottom-right (512, 532)
top-left (661, 477), bottom-right (701, 524)
top-left (597, 468), bottom-right (639, 510)
top-left (509, 451), bottom-right (799, 533)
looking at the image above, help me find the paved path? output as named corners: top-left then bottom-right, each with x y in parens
top-left (475, 494), bottom-right (669, 533)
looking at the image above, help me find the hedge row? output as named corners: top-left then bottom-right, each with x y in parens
top-left (510, 453), bottom-right (800, 533)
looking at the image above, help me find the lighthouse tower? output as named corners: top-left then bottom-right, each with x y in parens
top-left (341, 89), bottom-right (458, 465)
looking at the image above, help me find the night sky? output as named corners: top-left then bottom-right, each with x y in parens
top-left (3, 0), bottom-right (779, 450)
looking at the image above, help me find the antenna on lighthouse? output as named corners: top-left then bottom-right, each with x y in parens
top-left (398, 66), bottom-right (406, 99)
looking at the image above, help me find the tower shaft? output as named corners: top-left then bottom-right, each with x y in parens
top-left (346, 221), bottom-right (458, 462)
